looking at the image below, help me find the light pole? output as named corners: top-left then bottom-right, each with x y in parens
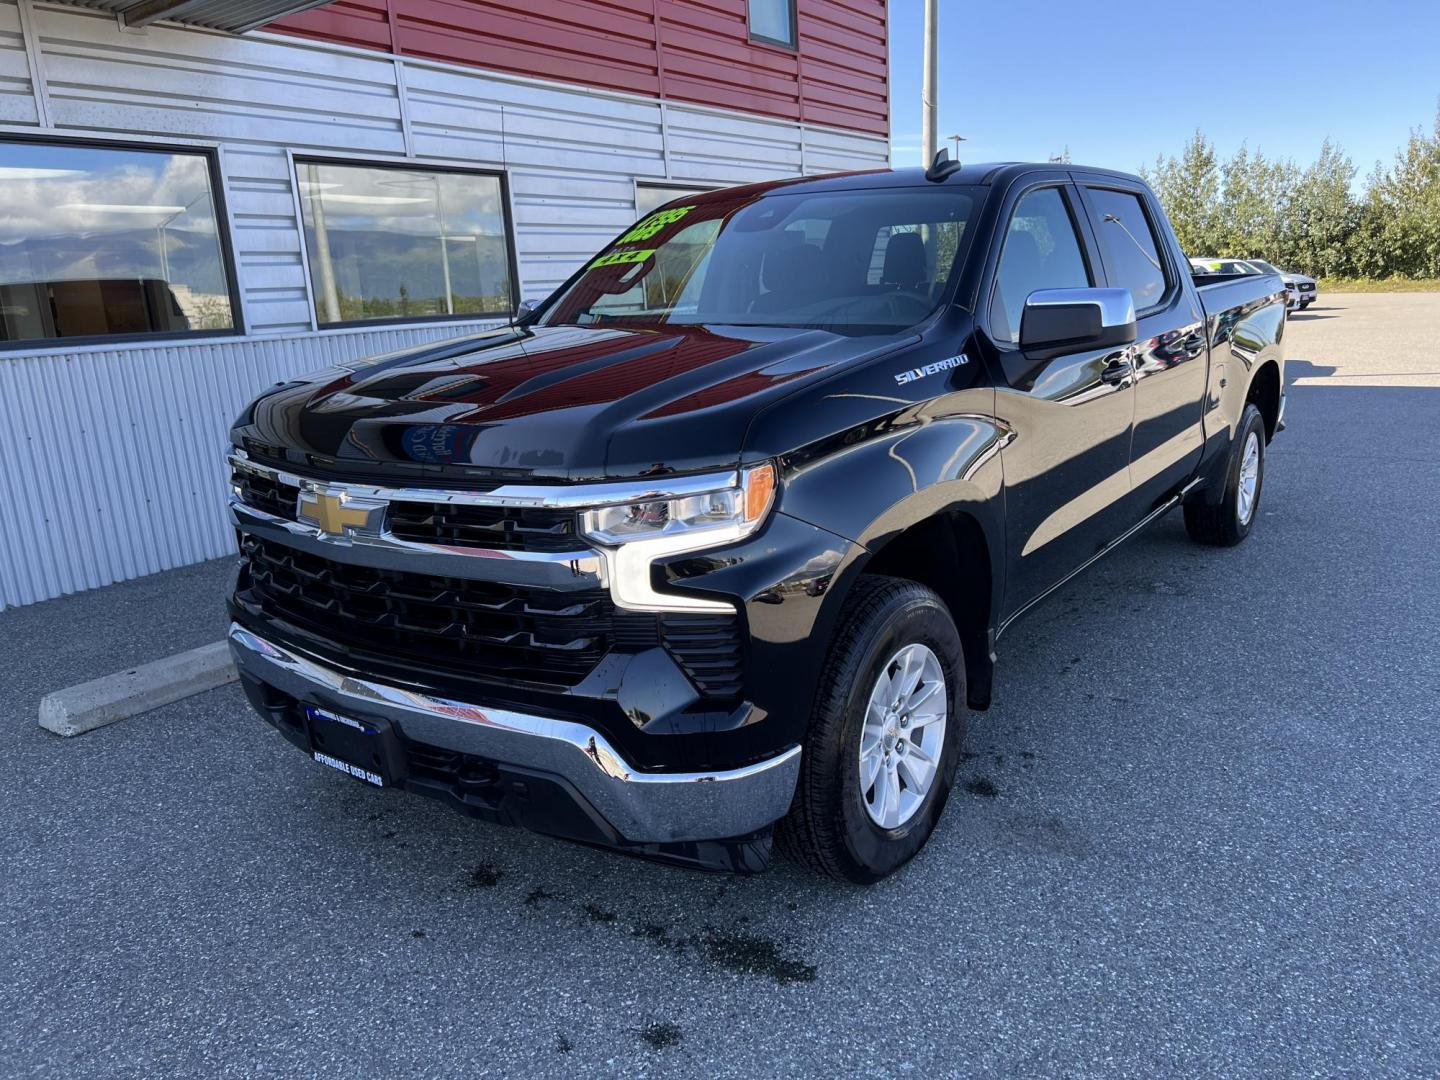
top-left (306, 163), bottom-right (343, 324)
top-left (155, 190), bottom-right (212, 286)
top-left (948, 134), bottom-right (967, 161)
top-left (922, 0), bottom-right (938, 164)
top-left (433, 176), bottom-right (454, 316)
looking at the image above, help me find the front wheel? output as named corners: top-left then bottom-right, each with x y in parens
top-left (776, 576), bottom-right (965, 883)
top-left (1184, 402), bottom-right (1266, 546)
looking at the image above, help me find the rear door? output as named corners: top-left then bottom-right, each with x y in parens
top-left (981, 181), bottom-right (1136, 619)
top-left (1075, 181), bottom-right (1208, 511)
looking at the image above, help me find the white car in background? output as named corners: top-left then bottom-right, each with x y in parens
top-left (1245, 259), bottom-right (1318, 311)
top-left (1190, 258), bottom-right (1318, 312)
top-left (1190, 257), bottom-right (1261, 278)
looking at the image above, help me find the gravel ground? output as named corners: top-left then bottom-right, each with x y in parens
top-left (2, 294), bottom-right (1437, 1078)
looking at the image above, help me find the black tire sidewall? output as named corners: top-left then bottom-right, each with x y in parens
top-left (832, 591), bottom-right (965, 880)
top-left (1225, 405), bottom-right (1266, 541)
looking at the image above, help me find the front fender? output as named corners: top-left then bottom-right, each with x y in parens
top-left (778, 404), bottom-right (1008, 624)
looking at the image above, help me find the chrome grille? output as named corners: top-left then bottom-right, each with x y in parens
top-left (239, 534), bottom-right (611, 686)
top-left (232, 467), bottom-right (299, 522)
top-left (388, 501), bottom-right (579, 552)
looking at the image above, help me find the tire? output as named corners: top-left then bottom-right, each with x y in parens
top-left (1183, 403), bottom-right (1266, 547)
top-left (775, 575), bottom-right (965, 883)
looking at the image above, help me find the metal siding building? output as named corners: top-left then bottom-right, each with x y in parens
top-left (0, 0), bottom-right (889, 609)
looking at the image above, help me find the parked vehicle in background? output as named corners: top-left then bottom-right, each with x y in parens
top-left (1246, 259), bottom-right (1319, 310)
top-left (226, 162), bottom-right (1287, 883)
top-left (1189, 258), bottom-right (1260, 277)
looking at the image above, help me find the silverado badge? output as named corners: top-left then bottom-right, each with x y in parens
top-left (895, 354), bottom-right (969, 386)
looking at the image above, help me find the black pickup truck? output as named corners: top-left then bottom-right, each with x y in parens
top-left (227, 160), bottom-right (1286, 882)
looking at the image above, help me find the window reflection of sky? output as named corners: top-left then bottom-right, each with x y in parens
top-left (296, 161), bottom-right (513, 324)
top-left (0, 141), bottom-right (234, 339)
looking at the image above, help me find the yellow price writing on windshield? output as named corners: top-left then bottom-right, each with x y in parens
top-left (590, 248), bottom-right (656, 269)
top-left (616, 205), bottom-right (694, 244)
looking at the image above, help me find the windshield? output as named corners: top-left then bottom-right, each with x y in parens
top-left (539, 186), bottom-right (978, 336)
top-left (1249, 260), bottom-right (1281, 274)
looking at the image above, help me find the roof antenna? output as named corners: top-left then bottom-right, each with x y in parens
top-left (925, 147), bottom-right (961, 182)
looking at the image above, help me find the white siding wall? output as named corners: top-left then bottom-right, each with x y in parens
top-left (0, 0), bottom-right (889, 609)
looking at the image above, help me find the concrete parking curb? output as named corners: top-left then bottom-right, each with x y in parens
top-left (39, 641), bottom-right (237, 737)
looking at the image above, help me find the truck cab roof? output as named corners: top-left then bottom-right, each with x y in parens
top-left (678, 162), bottom-right (1151, 204)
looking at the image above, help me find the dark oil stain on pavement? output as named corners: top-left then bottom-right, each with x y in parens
top-left (965, 776), bottom-right (999, 798)
top-left (697, 931), bottom-right (817, 984)
top-left (639, 1021), bottom-right (683, 1050)
top-left (469, 862), bottom-right (503, 888)
top-left (621, 918), bottom-right (816, 984)
top-left (583, 904), bottom-right (618, 923)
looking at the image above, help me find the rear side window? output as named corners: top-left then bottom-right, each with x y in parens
top-left (1086, 187), bottom-right (1168, 311)
top-left (989, 187), bottom-right (1091, 345)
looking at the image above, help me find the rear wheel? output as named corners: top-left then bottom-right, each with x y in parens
top-left (1184, 403), bottom-right (1266, 546)
top-left (776, 576), bottom-right (965, 883)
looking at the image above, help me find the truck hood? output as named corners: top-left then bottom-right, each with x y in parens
top-left (235, 322), bottom-right (913, 481)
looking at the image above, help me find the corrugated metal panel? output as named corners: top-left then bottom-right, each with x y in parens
top-left (0, 321), bottom-right (502, 610)
top-left (47, 0), bottom-right (335, 34)
top-left (273, 0), bottom-right (889, 138)
top-left (0, 0), bottom-right (887, 609)
top-left (659, 0), bottom-right (802, 124)
top-left (396, 0), bottom-right (661, 98)
top-left (0, 1), bottom-right (40, 123)
top-left (796, 0), bottom-right (888, 135)
top-left (270, 0), bottom-right (390, 50)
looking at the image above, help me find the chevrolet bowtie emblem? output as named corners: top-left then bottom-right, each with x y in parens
top-left (297, 490), bottom-right (383, 536)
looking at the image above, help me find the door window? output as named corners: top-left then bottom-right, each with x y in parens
top-left (989, 187), bottom-right (1091, 344)
top-left (1086, 187), bottom-right (1168, 311)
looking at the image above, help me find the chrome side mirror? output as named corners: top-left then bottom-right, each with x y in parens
top-left (1020, 288), bottom-right (1137, 361)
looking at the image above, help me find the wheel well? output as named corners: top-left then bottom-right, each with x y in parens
top-left (862, 510), bottom-right (995, 710)
top-left (1248, 360), bottom-right (1281, 441)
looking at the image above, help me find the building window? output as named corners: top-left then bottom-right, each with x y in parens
top-left (0, 139), bottom-right (237, 348)
top-left (636, 183), bottom-right (711, 218)
top-left (296, 160), bottom-right (516, 327)
top-left (748, 0), bottom-right (797, 48)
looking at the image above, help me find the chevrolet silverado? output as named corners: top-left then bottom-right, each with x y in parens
top-left (227, 159), bottom-right (1286, 882)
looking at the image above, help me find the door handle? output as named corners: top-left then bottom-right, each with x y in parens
top-left (1099, 354), bottom-right (1132, 386)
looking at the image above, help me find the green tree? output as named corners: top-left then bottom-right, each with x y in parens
top-left (1144, 106), bottom-right (1440, 281)
top-left (1142, 130), bottom-right (1221, 255)
top-left (1217, 145), bottom-right (1296, 261)
top-left (1287, 140), bottom-right (1358, 277)
top-left (1358, 110), bottom-right (1440, 278)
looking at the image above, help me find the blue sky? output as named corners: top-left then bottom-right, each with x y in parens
top-left (888, 0), bottom-right (1440, 181)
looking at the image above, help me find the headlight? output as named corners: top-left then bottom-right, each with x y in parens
top-left (580, 463), bottom-right (777, 614)
top-left (580, 462), bottom-right (776, 546)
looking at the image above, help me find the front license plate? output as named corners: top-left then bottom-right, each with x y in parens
top-left (313, 751), bottom-right (384, 787)
top-left (304, 705), bottom-right (389, 787)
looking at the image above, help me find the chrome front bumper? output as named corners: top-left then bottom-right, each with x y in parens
top-left (227, 623), bottom-right (801, 844)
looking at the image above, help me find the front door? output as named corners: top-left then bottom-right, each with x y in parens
top-left (983, 183), bottom-right (1137, 619)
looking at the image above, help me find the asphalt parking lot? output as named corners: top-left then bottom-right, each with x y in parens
top-left (2, 293), bottom-right (1437, 1078)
